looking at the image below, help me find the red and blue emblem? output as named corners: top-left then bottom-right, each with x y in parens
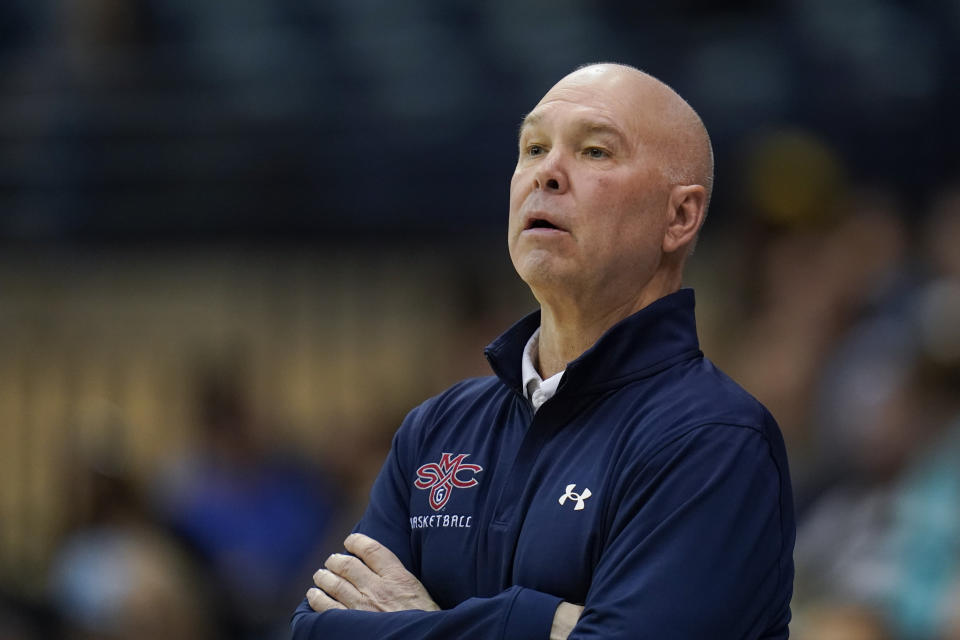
top-left (415, 453), bottom-right (483, 511)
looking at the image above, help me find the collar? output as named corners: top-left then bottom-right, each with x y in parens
top-left (521, 328), bottom-right (565, 411)
top-left (485, 288), bottom-right (702, 397)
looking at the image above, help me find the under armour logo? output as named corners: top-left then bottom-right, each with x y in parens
top-left (415, 453), bottom-right (483, 511)
top-left (558, 484), bottom-right (592, 511)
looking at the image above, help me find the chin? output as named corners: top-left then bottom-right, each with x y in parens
top-left (514, 257), bottom-right (576, 294)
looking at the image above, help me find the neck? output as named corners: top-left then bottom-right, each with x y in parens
top-left (533, 272), bottom-right (681, 379)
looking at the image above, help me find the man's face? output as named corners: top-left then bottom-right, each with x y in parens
top-left (508, 67), bottom-right (672, 306)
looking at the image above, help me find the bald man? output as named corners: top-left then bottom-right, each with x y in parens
top-left (292, 63), bottom-right (795, 640)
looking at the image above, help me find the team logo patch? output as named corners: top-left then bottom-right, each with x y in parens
top-left (415, 453), bottom-right (483, 511)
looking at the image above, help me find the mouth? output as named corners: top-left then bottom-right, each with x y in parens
top-left (523, 214), bottom-right (568, 233)
top-left (527, 218), bottom-right (560, 230)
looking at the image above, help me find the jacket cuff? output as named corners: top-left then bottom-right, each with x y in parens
top-left (502, 587), bottom-right (564, 640)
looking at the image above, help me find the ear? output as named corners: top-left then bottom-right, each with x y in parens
top-left (662, 184), bottom-right (707, 254)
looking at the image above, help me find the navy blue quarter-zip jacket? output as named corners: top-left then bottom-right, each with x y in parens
top-left (292, 289), bottom-right (795, 639)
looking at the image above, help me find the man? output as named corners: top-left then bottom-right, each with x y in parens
top-left (291, 63), bottom-right (795, 639)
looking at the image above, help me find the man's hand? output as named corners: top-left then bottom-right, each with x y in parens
top-left (306, 533), bottom-right (440, 614)
top-left (551, 602), bottom-right (584, 640)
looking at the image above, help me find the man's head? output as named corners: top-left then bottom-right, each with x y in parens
top-left (508, 63), bottom-right (713, 311)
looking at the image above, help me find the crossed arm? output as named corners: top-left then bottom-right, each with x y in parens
top-left (305, 533), bottom-right (582, 640)
top-left (292, 422), bottom-right (792, 639)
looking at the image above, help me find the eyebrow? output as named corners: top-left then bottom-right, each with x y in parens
top-left (518, 113), bottom-right (629, 148)
top-left (517, 112), bottom-right (540, 137)
top-left (579, 122), bottom-right (628, 145)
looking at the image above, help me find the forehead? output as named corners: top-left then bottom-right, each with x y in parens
top-left (520, 104), bottom-right (624, 139)
top-left (521, 71), bottom-right (645, 137)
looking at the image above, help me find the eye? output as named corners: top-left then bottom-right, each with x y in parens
top-left (585, 147), bottom-right (608, 159)
top-left (526, 144), bottom-right (545, 157)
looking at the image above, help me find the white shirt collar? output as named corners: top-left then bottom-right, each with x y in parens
top-left (521, 327), bottom-right (565, 412)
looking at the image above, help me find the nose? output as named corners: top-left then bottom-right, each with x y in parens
top-left (533, 151), bottom-right (568, 194)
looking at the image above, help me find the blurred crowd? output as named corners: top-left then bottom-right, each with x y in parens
top-left (708, 179), bottom-right (960, 640)
top-left (2, 370), bottom-right (346, 640)
top-left (1, 0), bottom-right (958, 240)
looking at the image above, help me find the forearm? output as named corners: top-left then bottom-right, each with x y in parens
top-left (292, 587), bottom-right (563, 640)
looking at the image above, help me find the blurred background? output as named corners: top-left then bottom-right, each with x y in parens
top-left (1, 1), bottom-right (959, 638)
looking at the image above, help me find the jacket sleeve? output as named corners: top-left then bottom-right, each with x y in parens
top-left (570, 422), bottom-right (794, 640)
top-left (290, 407), bottom-right (563, 640)
top-left (290, 587), bottom-right (561, 640)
